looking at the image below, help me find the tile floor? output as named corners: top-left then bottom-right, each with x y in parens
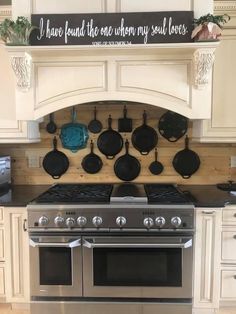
top-left (1, 304), bottom-right (236, 314)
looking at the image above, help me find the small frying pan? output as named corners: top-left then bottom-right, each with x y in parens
top-left (88, 107), bottom-right (103, 134)
top-left (131, 111), bottom-right (158, 155)
top-left (149, 148), bottom-right (164, 175)
top-left (43, 137), bottom-right (69, 179)
top-left (114, 139), bottom-right (141, 181)
top-left (172, 136), bottom-right (200, 179)
top-left (46, 113), bottom-right (57, 134)
top-left (81, 140), bottom-right (103, 174)
top-left (97, 115), bottom-right (123, 159)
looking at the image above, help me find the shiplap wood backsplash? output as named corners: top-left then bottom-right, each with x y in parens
top-left (0, 102), bottom-right (236, 185)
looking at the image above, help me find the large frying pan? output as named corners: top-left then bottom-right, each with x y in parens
top-left (43, 137), bottom-right (69, 179)
top-left (114, 139), bottom-right (141, 182)
top-left (131, 111), bottom-right (158, 155)
top-left (97, 115), bottom-right (123, 159)
top-left (172, 136), bottom-right (200, 179)
top-left (81, 140), bottom-right (103, 174)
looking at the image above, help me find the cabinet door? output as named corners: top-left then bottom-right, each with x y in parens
top-left (0, 227), bottom-right (4, 261)
top-left (5, 207), bottom-right (29, 303)
top-left (0, 264), bottom-right (5, 298)
top-left (193, 209), bottom-right (221, 309)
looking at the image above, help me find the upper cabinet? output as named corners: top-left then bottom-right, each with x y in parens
top-left (0, 6), bottom-right (40, 143)
top-left (192, 2), bottom-right (236, 143)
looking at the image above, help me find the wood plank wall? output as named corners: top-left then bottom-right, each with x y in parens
top-left (0, 102), bottom-right (236, 185)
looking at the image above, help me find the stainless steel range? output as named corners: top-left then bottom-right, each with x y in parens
top-left (27, 183), bottom-right (194, 314)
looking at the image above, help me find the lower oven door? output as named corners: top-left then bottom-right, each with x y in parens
top-left (29, 235), bottom-right (82, 297)
top-left (82, 236), bottom-right (193, 299)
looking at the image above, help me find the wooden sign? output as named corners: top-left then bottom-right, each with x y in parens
top-left (30, 11), bottom-right (194, 46)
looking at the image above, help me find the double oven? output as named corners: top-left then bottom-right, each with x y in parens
top-left (27, 183), bottom-right (194, 314)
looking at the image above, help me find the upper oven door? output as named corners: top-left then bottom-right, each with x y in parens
top-left (82, 236), bottom-right (193, 299)
top-left (29, 236), bottom-right (82, 297)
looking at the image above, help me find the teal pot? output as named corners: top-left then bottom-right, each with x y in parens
top-left (60, 107), bottom-right (89, 153)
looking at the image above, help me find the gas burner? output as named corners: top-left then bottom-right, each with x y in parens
top-left (32, 184), bottom-right (113, 204)
top-left (144, 184), bottom-right (191, 204)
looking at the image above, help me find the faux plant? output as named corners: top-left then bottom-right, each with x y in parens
top-left (191, 13), bottom-right (230, 41)
top-left (0, 16), bottom-right (36, 45)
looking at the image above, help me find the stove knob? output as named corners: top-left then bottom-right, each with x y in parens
top-left (77, 216), bottom-right (87, 228)
top-left (38, 216), bottom-right (49, 227)
top-left (171, 216), bottom-right (182, 228)
top-left (54, 216), bottom-right (64, 227)
top-left (116, 216), bottom-right (127, 228)
top-left (66, 217), bottom-right (75, 228)
top-left (155, 216), bottom-right (166, 228)
top-left (143, 217), bottom-right (154, 229)
top-left (92, 216), bottom-right (103, 228)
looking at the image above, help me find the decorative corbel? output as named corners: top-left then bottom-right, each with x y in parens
top-left (10, 52), bottom-right (32, 92)
top-left (193, 48), bottom-right (216, 89)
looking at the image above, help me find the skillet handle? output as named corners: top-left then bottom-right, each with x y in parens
top-left (182, 174), bottom-right (191, 179)
top-left (52, 175), bottom-right (61, 179)
top-left (53, 136), bottom-right (57, 150)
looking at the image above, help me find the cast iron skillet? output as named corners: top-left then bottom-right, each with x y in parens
top-left (158, 110), bottom-right (188, 142)
top-left (149, 148), bottom-right (164, 175)
top-left (131, 111), bottom-right (158, 155)
top-left (172, 135), bottom-right (200, 179)
top-left (81, 140), bottom-right (103, 174)
top-left (46, 113), bottom-right (57, 134)
top-left (88, 106), bottom-right (103, 134)
top-left (114, 139), bottom-right (141, 181)
top-left (97, 115), bottom-right (123, 159)
top-left (43, 136), bottom-right (69, 179)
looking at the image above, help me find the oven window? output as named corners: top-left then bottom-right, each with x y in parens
top-left (93, 248), bottom-right (181, 286)
top-left (39, 247), bottom-right (72, 285)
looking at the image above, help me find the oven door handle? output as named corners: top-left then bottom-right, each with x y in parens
top-left (82, 238), bottom-right (192, 249)
top-left (29, 238), bottom-right (81, 248)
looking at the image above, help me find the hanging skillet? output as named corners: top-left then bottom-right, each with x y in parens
top-left (97, 115), bottom-right (123, 159)
top-left (81, 140), bottom-right (103, 174)
top-left (149, 148), bottom-right (164, 175)
top-left (131, 111), bottom-right (158, 155)
top-left (60, 106), bottom-right (89, 153)
top-left (158, 110), bottom-right (188, 142)
top-left (114, 139), bottom-right (141, 181)
top-left (42, 137), bottom-right (69, 179)
top-left (172, 135), bottom-right (200, 179)
top-left (88, 106), bottom-right (103, 134)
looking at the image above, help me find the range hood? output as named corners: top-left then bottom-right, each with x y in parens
top-left (7, 0), bottom-right (217, 121)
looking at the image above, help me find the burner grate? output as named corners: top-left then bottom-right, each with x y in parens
top-left (32, 184), bottom-right (113, 203)
top-left (144, 184), bottom-right (190, 204)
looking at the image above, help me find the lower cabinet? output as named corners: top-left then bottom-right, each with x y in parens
top-left (4, 207), bottom-right (29, 303)
top-left (0, 207), bottom-right (5, 301)
top-left (220, 206), bottom-right (236, 306)
top-left (193, 208), bottom-right (222, 313)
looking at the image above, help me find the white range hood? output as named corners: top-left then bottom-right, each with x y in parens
top-left (7, 0), bottom-right (216, 121)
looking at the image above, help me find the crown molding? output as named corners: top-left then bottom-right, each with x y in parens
top-left (214, 1), bottom-right (236, 13)
top-left (0, 5), bottom-right (12, 20)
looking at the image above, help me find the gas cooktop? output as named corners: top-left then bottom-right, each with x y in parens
top-left (30, 183), bottom-right (191, 205)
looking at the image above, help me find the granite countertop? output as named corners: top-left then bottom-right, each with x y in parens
top-left (0, 185), bottom-right (50, 207)
top-left (0, 184), bottom-right (236, 208)
top-left (180, 185), bottom-right (236, 208)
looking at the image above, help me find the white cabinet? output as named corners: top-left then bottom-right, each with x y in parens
top-left (5, 207), bottom-right (29, 303)
top-left (0, 8), bottom-right (40, 143)
top-left (192, 3), bottom-right (236, 143)
top-left (0, 207), bottom-right (5, 301)
top-left (220, 205), bottom-right (236, 305)
top-left (193, 208), bottom-right (222, 313)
